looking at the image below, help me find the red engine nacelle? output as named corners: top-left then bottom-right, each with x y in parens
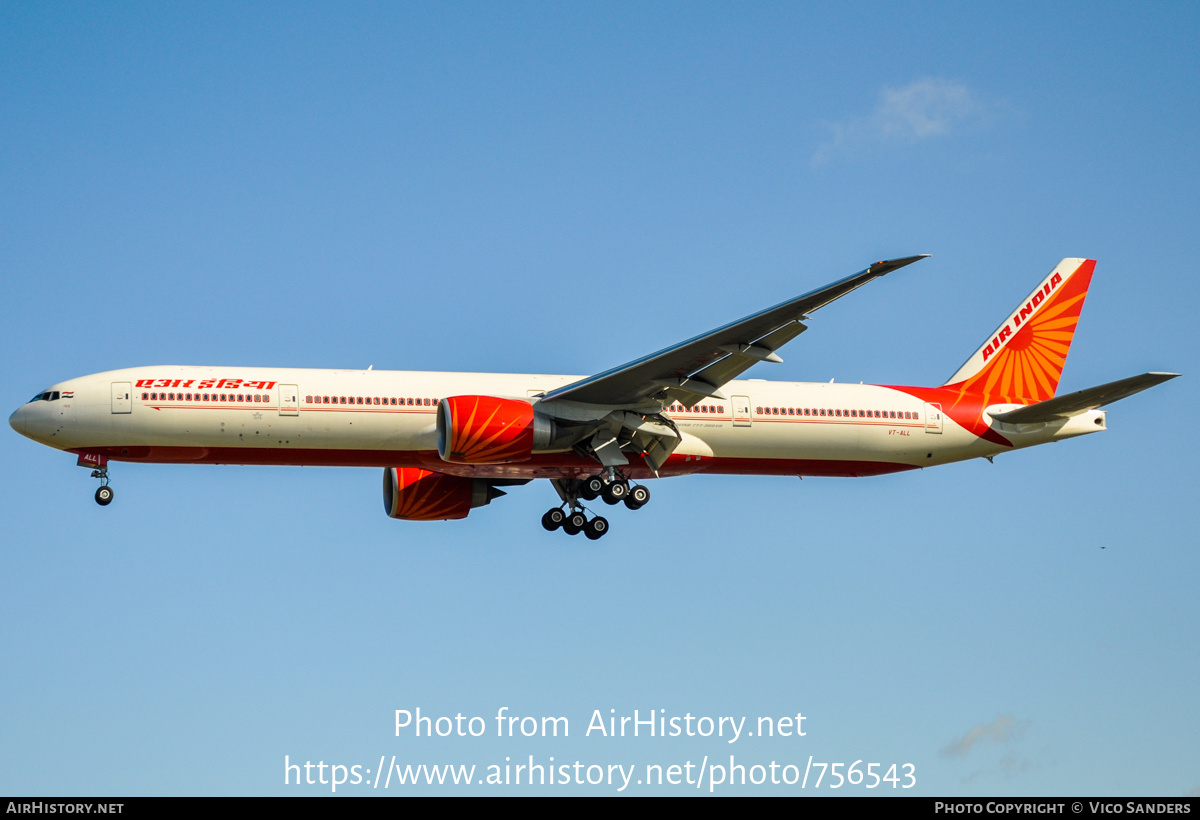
top-left (437, 395), bottom-right (553, 464)
top-left (382, 467), bottom-right (501, 521)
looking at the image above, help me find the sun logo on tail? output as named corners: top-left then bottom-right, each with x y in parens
top-left (944, 258), bottom-right (1095, 407)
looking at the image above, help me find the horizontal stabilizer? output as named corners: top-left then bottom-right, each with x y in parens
top-left (989, 372), bottom-right (1179, 424)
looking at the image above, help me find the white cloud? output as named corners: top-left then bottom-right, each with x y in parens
top-left (876, 78), bottom-right (978, 139)
top-left (940, 713), bottom-right (1028, 758)
top-left (812, 78), bottom-right (987, 166)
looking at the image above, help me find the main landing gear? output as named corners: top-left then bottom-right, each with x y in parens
top-left (541, 507), bottom-right (609, 540)
top-left (542, 470), bottom-right (651, 540)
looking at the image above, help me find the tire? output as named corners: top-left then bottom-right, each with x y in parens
top-left (542, 508), bottom-right (565, 531)
top-left (628, 485), bottom-right (650, 506)
top-left (95, 486), bottom-right (114, 506)
top-left (582, 476), bottom-right (604, 500)
top-left (584, 516), bottom-right (609, 540)
top-left (564, 511), bottom-right (587, 535)
top-left (602, 481), bottom-right (628, 505)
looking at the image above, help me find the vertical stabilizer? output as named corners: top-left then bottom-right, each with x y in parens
top-left (943, 258), bottom-right (1095, 404)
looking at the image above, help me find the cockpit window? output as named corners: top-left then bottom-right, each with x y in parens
top-left (28, 391), bottom-right (59, 403)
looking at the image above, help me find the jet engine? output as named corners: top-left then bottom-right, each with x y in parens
top-left (382, 467), bottom-right (505, 521)
top-left (437, 395), bottom-right (555, 464)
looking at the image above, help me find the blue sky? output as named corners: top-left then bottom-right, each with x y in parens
top-left (2, 3), bottom-right (1197, 795)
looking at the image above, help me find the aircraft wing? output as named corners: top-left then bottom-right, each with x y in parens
top-left (989, 372), bottom-right (1179, 424)
top-left (542, 255), bottom-right (930, 407)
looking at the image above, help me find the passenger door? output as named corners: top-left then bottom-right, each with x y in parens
top-left (279, 384), bottom-right (299, 416)
top-left (732, 395), bottom-right (752, 427)
top-left (110, 382), bottom-right (132, 414)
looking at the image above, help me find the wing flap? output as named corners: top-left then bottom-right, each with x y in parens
top-left (680, 321), bottom-right (808, 404)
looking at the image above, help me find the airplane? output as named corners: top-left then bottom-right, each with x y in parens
top-left (9, 256), bottom-right (1177, 540)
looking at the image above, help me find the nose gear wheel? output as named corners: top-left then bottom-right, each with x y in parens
top-left (90, 464), bottom-right (113, 506)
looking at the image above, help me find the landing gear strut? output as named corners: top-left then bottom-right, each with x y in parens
top-left (543, 470), bottom-right (651, 539)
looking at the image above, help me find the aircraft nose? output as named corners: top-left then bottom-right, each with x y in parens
top-left (10, 404), bottom-right (28, 436)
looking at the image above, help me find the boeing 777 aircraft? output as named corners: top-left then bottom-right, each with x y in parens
top-left (9, 256), bottom-right (1177, 539)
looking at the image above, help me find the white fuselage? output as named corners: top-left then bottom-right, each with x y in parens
top-left (10, 365), bottom-right (1105, 481)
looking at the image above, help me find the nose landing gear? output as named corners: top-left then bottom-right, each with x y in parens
top-left (78, 454), bottom-right (114, 506)
top-left (91, 468), bottom-right (113, 506)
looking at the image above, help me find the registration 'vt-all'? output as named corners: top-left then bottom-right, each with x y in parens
top-left (10, 256), bottom-right (1177, 539)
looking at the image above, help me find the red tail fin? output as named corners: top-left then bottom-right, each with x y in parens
top-left (943, 258), bottom-right (1095, 405)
